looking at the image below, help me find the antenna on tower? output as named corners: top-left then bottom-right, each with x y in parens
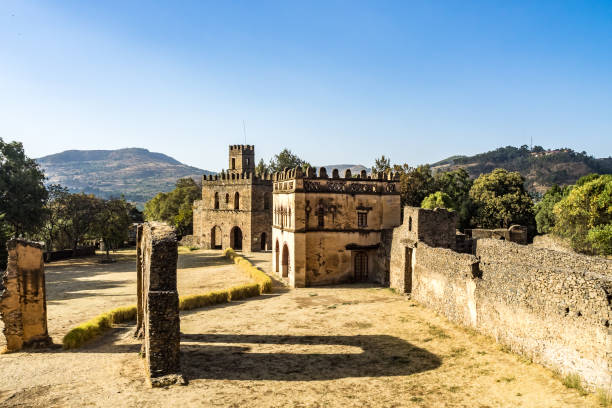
top-left (530, 136), bottom-right (533, 151)
top-left (242, 120), bottom-right (247, 144)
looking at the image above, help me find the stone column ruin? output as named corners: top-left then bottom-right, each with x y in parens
top-left (0, 239), bottom-right (52, 352)
top-left (135, 222), bottom-right (185, 387)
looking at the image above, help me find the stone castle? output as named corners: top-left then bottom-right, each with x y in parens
top-left (272, 166), bottom-right (401, 287)
top-left (184, 144), bottom-right (610, 390)
top-left (192, 145), bottom-right (272, 252)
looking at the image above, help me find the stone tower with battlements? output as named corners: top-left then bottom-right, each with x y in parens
top-left (191, 145), bottom-right (272, 252)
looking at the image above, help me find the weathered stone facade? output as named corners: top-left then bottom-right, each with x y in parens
top-left (192, 145), bottom-right (272, 252)
top-left (389, 207), bottom-right (612, 391)
top-left (272, 166), bottom-right (401, 287)
top-left (0, 239), bottom-right (52, 351)
top-left (136, 222), bottom-right (185, 387)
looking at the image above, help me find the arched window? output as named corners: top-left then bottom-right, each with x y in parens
top-left (225, 193), bottom-right (230, 205)
top-left (214, 192), bottom-right (219, 209)
top-left (234, 192), bottom-right (240, 210)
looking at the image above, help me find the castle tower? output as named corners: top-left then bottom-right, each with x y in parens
top-left (228, 145), bottom-right (255, 174)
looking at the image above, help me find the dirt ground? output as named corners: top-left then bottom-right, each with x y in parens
top-left (0, 249), bottom-right (601, 407)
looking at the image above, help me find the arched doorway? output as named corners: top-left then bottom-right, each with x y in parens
top-left (275, 240), bottom-right (279, 273)
top-left (354, 252), bottom-right (368, 282)
top-left (230, 226), bottom-right (243, 250)
top-left (281, 243), bottom-right (289, 278)
top-left (260, 232), bottom-right (267, 251)
top-left (211, 226), bottom-right (222, 249)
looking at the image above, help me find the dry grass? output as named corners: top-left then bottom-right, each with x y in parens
top-left (61, 249), bottom-right (274, 349)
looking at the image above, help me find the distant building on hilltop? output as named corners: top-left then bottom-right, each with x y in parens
top-left (191, 145), bottom-right (272, 252)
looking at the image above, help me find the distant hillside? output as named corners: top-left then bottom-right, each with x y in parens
top-left (430, 146), bottom-right (612, 193)
top-left (37, 148), bottom-right (212, 208)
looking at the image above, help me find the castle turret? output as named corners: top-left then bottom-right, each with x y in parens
top-left (228, 145), bottom-right (255, 174)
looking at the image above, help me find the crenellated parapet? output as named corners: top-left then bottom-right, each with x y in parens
top-left (229, 144), bottom-right (254, 152)
top-left (273, 166), bottom-right (400, 194)
top-left (202, 171), bottom-right (273, 185)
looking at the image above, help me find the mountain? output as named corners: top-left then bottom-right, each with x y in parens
top-left (429, 146), bottom-right (612, 193)
top-left (36, 148), bottom-right (213, 208)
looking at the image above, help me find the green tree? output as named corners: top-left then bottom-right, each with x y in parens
top-left (0, 138), bottom-right (48, 235)
top-left (586, 224), bottom-right (612, 256)
top-left (553, 174), bottom-right (611, 254)
top-left (268, 149), bottom-right (310, 173)
top-left (94, 198), bottom-right (131, 259)
top-left (434, 168), bottom-right (474, 229)
top-left (396, 164), bottom-right (436, 207)
top-left (255, 158), bottom-right (268, 176)
top-left (37, 184), bottom-right (70, 251)
top-left (421, 191), bottom-right (455, 210)
top-left (58, 193), bottom-right (104, 251)
top-left (144, 177), bottom-right (200, 236)
top-left (469, 168), bottom-right (535, 229)
top-left (534, 184), bottom-right (570, 234)
top-left (371, 155), bottom-right (391, 174)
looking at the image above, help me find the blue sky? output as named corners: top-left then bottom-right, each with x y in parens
top-left (1, 1), bottom-right (611, 171)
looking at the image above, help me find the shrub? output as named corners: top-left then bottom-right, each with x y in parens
top-left (228, 283), bottom-right (261, 300)
top-left (62, 305), bottom-right (136, 349)
top-left (179, 290), bottom-right (230, 311)
top-left (224, 248), bottom-right (273, 294)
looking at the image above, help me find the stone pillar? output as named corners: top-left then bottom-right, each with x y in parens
top-left (136, 222), bottom-right (185, 387)
top-left (0, 239), bottom-right (52, 351)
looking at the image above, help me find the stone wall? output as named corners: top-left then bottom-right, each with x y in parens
top-left (0, 239), bottom-right (52, 351)
top-left (400, 236), bottom-right (611, 391)
top-left (465, 224), bottom-right (528, 244)
top-left (136, 222), bottom-right (185, 387)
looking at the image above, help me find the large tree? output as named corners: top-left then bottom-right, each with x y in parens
top-left (396, 164), bottom-right (437, 207)
top-left (469, 168), bottom-right (535, 229)
top-left (0, 138), bottom-right (48, 235)
top-left (94, 198), bottom-right (131, 259)
top-left (58, 193), bottom-right (104, 251)
top-left (534, 184), bottom-right (570, 234)
top-left (371, 155), bottom-right (391, 174)
top-left (144, 177), bottom-right (200, 237)
top-left (553, 174), bottom-right (611, 254)
top-left (267, 149), bottom-right (310, 173)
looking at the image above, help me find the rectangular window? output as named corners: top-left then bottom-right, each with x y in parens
top-left (358, 212), bottom-right (367, 227)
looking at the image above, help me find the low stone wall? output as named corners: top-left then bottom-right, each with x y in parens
top-left (44, 246), bottom-right (96, 262)
top-left (408, 238), bottom-right (611, 391)
top-left (0, 239), bottom-right (52, 351)
top-left (136, 222), bottom-right (185, 387)
top-left (178, 235), bottom-right (202, 248)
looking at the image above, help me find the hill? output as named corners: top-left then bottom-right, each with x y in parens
top-left (36, 148), bottom-right (212, 208)
top-left (430, 146), bottom-right (612, 193)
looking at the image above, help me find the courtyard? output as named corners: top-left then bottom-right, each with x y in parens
top-left (0, 249), bottom-right (601, 407)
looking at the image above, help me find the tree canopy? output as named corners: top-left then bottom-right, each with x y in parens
top-left (469, 169), bottom-right (535, 229)
top-left (421, 191), bottom-right (454, 211)
top-left (144, 177), bottom-right (200, 236)
top-left (552, 174), bottom-right (611, 255)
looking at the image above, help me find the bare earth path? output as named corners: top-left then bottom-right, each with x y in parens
top-left (0, 249), bottom-right (600, 407)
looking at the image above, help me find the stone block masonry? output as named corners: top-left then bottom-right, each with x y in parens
top-left (0, 239), bottom-right (52, 351)
top-left (389, 206), bottom-right (612, 391)
top-left (136, 222), bottom-right (185, 387)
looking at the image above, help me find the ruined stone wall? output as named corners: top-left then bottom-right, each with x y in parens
top-left (400, 235), bottom-right (612, 390)
top-left (400, 206), bottom-right (456, 249)
top-left (136, 222), bottom-right (184, 387)
top-left (465, 225), bottom-right (528, 244)
top-left (0, 239), bottom-right (52, 351)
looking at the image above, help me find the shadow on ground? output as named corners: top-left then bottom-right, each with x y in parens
top-left (180, 333), bottom-right (441, 381)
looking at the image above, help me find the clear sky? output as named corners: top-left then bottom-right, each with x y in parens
top-left (1, 1), bottom-right (611, 171)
